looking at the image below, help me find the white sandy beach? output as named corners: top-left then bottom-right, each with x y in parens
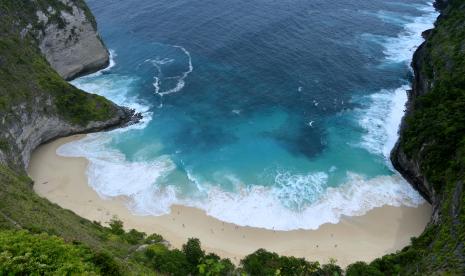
top-left (28, 134), bottom-right (432, 267)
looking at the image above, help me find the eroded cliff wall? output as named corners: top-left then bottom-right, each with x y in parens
top-left (391, 0), bottom-right (465, 271)
top-left (0, 0), bottom-right (135, 171)
top-left (35, 0), bottom-right (109, 80)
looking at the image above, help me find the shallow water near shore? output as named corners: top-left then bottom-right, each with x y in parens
top-left (61, 0), bottom-right (437, 230)
top-left (29, 134), bottom-right (432, 267)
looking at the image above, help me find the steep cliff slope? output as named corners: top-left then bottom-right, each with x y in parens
top-left (391, 0), bottom-right (465, 272)
top-left (0, 0), bottom-right (135, 171)
top-left (14, 0), bottom-right (110, 80)
top-left (0, 1), bottom-right (150, 273)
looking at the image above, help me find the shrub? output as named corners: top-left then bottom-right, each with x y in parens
top-left (241, 249), bottom-right (284, 275)
top-left (145, 244), bottom-right (191, 276)
top-left (346, 261), bottom-right (383, 276)
top-left (92, 251), bottom-right (123, 275)
top-left (146, 233), bottom-right (164, 244)
top-left (198, 253), bottom-right (235, 276)
top-left (182, 238), bottom-right (205, 267)
top-left (0, 230), bottom-right (99, 274)
top-left (108, 217), bottom-right (125, 236)
top-left (125, 229), bottom-right (146, 245)
top-left (319, 258), bottom-right (343, 276)
top-left (279, 255), bottom-right (320, 275)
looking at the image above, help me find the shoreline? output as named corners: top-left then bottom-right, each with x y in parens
top-left (28, 134), bottom-right (432, 267)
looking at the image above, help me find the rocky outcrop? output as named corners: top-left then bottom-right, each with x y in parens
top-left (0, 0), bottom-right (140, 171)
top-left (12, 103), bottom-right (136, 170)
top-left (35, 0), bottom-right (109, 80)
top-left (391, 42), bottom-right (435, 203)
top-left (434, 0), bottom-right (450, 10)
top-left (391, 9), bottom-right (439, 222)
top-left (0, 89), bottom-right (139, 170)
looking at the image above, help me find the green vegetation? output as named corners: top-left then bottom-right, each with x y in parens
top-left (1, 0), bottom-right (464, 274)
top-left (139, 238), bottom-right (236, 276)
top-left (394, 0), bottom-right (465, 273)
top-left (0, 160), bottom-right (341, 275)
top-left (0, 230), bottom-right (117, 275)
top-left (0, 0), bottom-right (116, 126)
top-left (240, 249), bottom-right (342, 275)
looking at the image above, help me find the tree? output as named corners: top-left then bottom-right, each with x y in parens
top-left (182, 238), bottom-right (205, 267)
top-left (108, 217), bottom-right (124, 236)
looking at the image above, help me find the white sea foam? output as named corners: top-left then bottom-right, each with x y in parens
top-left (54, 148), bottom-right (423, 230)
top-left (81, 49), bottom-right (117, 78)
top-left (107, 170), bottom-right (422, 230)
top-left (146, 45), bottom-right (193, 96)
top-left (273, 171), bottom-right (328, 210)
top-left (357, 2), bottom-right (438, 158)
top-left (194, 172), bottom-right (424, 230)
top-left (357, 85), bottom-right (409, 158)
top-left (71, 55), bottom-right (153, 130)
top-left (381, 4), bottom-right (437, 63)
top-left (58, 4), bottom-right (436, 231)
top-left (57, 135), bottom-right (177, 215)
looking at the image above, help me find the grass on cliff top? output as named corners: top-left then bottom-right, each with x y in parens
top-left (0, 2), bottom-right (114, 126)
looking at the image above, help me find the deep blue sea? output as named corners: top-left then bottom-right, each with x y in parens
top-left (61, 0), bottom-right (437, 230)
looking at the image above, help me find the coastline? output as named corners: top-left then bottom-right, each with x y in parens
top-left (28, 134), bottom-right (432, 267)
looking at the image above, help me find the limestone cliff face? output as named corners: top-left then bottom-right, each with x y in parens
top-left (35, 0), bottom-right (109, 80)
top-left (391, 41), bottom-right (436, 206)
top-left (391, 8), bottom-right (440, 223)
top-left (5, 98), bottom-right (135, 171)
top-left (0, 0), bottom-right (139, 171)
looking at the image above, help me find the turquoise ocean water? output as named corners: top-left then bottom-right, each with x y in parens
top-left (59, 0), bottom-right (437, 230)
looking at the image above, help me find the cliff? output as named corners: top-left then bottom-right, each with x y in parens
top-left (36, 0), bottom-right (110, 80)
top-left (0, 0), bottom-right (151, 273)
top-left (391, 0), bottom-right (465, 272)
top-left (0, 0), bottom-right (137, 171)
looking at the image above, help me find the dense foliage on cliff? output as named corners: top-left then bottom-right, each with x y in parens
top-left (0, 230), bottom-right (116, 274)
top-left (393, 0), bottom-right (465, 273)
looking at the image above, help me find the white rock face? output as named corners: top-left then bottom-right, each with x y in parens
top-left (37, 2), bottom-right (109, 80)
top-left (3, 93), bottom-right (133, 169)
